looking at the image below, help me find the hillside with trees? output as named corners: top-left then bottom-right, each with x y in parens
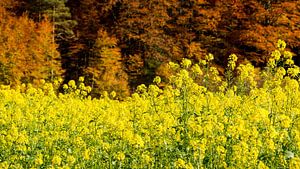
top-left (1, 0), bottom-right (300, 97)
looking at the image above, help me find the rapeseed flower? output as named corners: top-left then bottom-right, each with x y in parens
top-left (285, 59), bottom-right (294, 65)
top-left (191, 64), bottom-right (203, 76)
top-left (289, 157), bottom-right (300, 169)
top-left (83, 149), bottom-right (90, 160)
top-left (181, 58), bottom-right (192, 68)
top-left (0, 162), bottom-right (9, 169)
top-left (271, 50), bottom-right (281, 61)
top-left (66, 155), bottom-right (76, 165)
top-left (287, 66), bottom-right (300, 77)
top-left (68, 80), bottom-right (76, 89)
top-left (205, 53), bottom-right (214, 61)
top-left (174, 158), bottom-right (186, 169)
top-left (267, 58), bottom-right (276, 68)
top-left (142, 153), bottom-right (153, 164)
top-left (35, 154), bottom-right (43, 165)
top-left (283, 51), bottom-right (293, 59)
top-left (115, 152), bottom-right (125, 161)
top-left (79, 76), bottom-right (85, 82)
top-left (277, 39), bottom-right (286, 50)
top-left (153, 76), bottom-right (161, 84)
top-left (0, 48), bottom-right (299, 168)
top-left (258, 161), bottom-right (269, 169)
top-left (52, 155), bottom-right (62, 166)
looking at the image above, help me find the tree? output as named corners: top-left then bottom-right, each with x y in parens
top-left (12, 0), bottom-right (299, 95)
top-left (85, 28), bottom-right (129, 97)
top-left (25, 0), bottom-right (77, 42)
top-left (114, 0), bottom-right (180, 86)
top-left (19, 0), bottom-right (77, 85)
top-left (43, 0), bottom-right (300, 92)
top-left (206, 0), bottom-right (300, 66)
top-left (0, 7), bottom-right (63, 85)
top-left (64, 0), bottom-right (121, 82)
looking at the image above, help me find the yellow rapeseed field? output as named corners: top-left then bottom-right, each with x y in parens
top-left (0, 40), bottom-right (299, 168)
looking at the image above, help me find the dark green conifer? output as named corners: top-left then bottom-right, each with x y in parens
top-left (27, 0), bottom-right (77, 42)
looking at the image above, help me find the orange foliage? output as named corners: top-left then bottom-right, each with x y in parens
top-left (0, 7), bottom-right (63, 85)
top-left (86, 29), bottom-right (129, 97)
top-left (218, 0), bottom-right (300, 64)
top-left (7, 0), bottom-right (299, 94)
top-left (65, 0), bottom-right (300, 90)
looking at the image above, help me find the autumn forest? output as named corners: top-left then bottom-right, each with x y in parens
top-left (1, 0), bottom-right (300, 97)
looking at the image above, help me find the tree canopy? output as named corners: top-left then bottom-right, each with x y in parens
top-left (0, 6), bottom-right (63, 85)
top-left (1, 0), bottom-right (300, 96)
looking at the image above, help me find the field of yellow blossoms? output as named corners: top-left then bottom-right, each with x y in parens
top-left (0, 40), bottom-right (300, 168)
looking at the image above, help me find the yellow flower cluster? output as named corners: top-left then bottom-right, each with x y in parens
top-left (227, 54), bottom-right (238, 70)
top-left (236, 63), bottom-right (257, 93)
top-left (62, 77), bottom-right (92, 98)
top-left (268, 39), bottom-right (298, 79)
top-left (0, 40), bottom-right (299, 168)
